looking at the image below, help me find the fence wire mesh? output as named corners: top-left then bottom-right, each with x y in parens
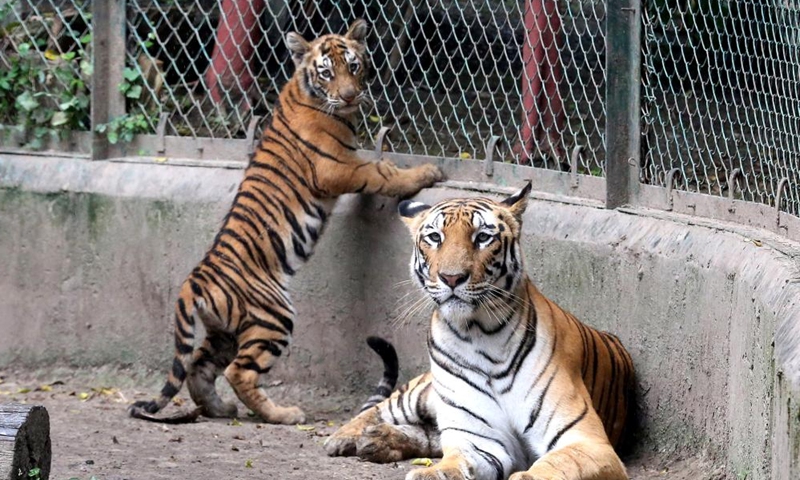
top-left (642, 0), bottom-right (800, 216)
top-left (124, 0), bottom-right (606, 173)
top-left (1, 0), bottom-right (799, 219)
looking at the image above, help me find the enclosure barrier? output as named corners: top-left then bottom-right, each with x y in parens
top-left (1, 0), bottom-right (799, 241)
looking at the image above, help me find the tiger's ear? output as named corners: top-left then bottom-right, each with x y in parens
top-left (500, 181), bottom-right (532, 222)
top-left (285, 32), bottom-right (310, 66)
top-left (345, 19), bottom-right (369, 44)
top-left (398, 200), bottom-right (430, 230)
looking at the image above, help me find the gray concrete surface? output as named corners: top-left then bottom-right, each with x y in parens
top-left (1, 154), bottom-right (800, 479)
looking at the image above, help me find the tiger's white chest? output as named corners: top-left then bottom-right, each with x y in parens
top-left (428, 316), bottom-right (559, 464)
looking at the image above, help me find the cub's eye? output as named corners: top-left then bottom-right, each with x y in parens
top-left (426, 232), bottom-right (442, 243)
top-left (319, 70), bottom-right (332, 81)
top-left (349, 62), bottom-right (360, 74)
top-left (475, 232), bottom-right (493, 244)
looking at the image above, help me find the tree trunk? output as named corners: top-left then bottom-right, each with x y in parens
top-left (0, 404), bottom-right (51, 480)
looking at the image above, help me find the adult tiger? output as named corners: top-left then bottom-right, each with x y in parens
top-left (326, 183), bottom-right (635, 480)
top-left (129, 19), bottom-right (442, 425)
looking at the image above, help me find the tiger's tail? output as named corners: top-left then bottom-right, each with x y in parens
top-left (129, 283), bottom-right (200, 422)
top-left (358, 336), bottom-right (399, 413)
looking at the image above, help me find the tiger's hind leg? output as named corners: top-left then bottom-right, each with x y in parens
top-left (186, 331), bottom-right (238, 418)
top-left (326, 373), bottom-right (441, 463)
top-left (224, 319), bottom-right (306, 424)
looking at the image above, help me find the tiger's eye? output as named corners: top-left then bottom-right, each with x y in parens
top-left (427, 232), bottom-right (442, 243)
top-left (475, 232), bottom-right (492, 243)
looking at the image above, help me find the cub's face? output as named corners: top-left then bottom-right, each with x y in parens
top-left (285, 20), bottom-right (372, 114)
top-left (398, 183), bottom-right (532, 323)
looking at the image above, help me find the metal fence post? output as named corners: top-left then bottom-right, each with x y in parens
top-left (91, 0), bottom-right (127, 160)
top-left (605, 0), bottom-right (642, 209)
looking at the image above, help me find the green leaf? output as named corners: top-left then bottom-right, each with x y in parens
top-left (122, 67), bottom-right (140, 82)
top-left (17, 43), bottom-right (31, 55)
top-left (80, 33), bottom-right (92, 44)
top-left (60, 51), bottom-right (76, 61)
top-left (59, 97), bottom-right (78, 110)
top-left (16, 91), bottom-right (38, 111)
top-left (125, 85), bottom-right (142, 99)
top-left (80, 59), bottom-right (93, 76)
top-left (27, 137), bottom-right (43, 150)
top-left (107, 130), bottom-right (119, 144)
top-left (51, 111), bottom-right (69, 126)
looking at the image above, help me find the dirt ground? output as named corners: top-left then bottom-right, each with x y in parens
top-left (0, 368), bottom-right (726, 480)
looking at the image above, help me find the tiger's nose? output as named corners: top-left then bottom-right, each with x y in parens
top-left (439, 273), bottom-right (469, 289)
top-left (340, 87), bottom-right (357, 103)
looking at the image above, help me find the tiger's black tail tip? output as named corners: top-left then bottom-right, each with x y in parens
top-left (129, 400), bottom-right (202, 424)
top-left (129, 400), bottom-right (160, 416)
top-left (359, 336), bottom-right (400, 413)
top-left (366, 336), bottom-right (399, 385)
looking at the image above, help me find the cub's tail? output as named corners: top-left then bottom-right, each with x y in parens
top-left (128, 284), bottom-right (200, 423)
top-left (358, 336), bottom-right (399, 413)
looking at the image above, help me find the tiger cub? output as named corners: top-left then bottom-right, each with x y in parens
top-left (326, 182), bottom-right (635, 480)
top-left (129, 19), bottom-right (442, 425)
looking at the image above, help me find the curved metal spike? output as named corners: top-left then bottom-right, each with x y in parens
top-left (484, 135), bottom-right (502, 177)
top-left (374, 126), bottom-right (392, 160)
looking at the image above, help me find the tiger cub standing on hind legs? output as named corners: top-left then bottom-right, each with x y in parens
top-left (128, 20), bottom-right (443, 425)
top-left (326, 182), bottom-right (635, 479)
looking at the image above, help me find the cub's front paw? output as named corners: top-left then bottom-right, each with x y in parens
top-left (415, 163), bottom-right (444, 186)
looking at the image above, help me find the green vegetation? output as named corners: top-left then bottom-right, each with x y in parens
top-left (0, 3), bottom-right (92, 149)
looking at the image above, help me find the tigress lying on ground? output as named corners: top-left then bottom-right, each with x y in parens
top-left (326, 183), bottom-right (635, 480)
top-left (129, 19), bottom-right (442, 425)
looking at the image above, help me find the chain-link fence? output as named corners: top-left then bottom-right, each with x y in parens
top-left (121, 0), bottom-right (605, 174)
top-left (1, 0), bottom-right (799, 222)
top-left (642, 0), bottom-right (800, 216)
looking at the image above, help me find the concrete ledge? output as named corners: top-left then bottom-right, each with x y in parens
top-left (2, 154), bottom-right (799, 479)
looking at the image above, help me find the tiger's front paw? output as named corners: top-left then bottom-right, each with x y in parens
top-left (324, 430), bottom-right (360, 457)
top-left (414, 163), bottom-right (444, 187)
top-left (324, 411), bottom-right (380, 458)
top-left (406, 464), bottom-right (472, 480)
top-left (508, 472), bottom-right (548, 480)
top-left (406, 458), bottom-right (474, 480)
top-left (397, 163), bottom-right (444, 198)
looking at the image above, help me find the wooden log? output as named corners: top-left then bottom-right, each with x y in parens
top-left (0, 404), bottom-right (51, 480)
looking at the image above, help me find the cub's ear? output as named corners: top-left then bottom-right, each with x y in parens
top-left (285, 32), bottom-right (310, 66)
top-left (345, 19), bottom-right (369, 43)
top-left (398, 200), bottom-right (431, 230)
top-left (500, 181), bottom-right (532, 222)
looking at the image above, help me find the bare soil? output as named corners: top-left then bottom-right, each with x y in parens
top-left (0, 368), bottom-right (725, 480)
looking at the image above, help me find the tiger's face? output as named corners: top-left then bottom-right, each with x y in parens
top-left (285, 20), bottom-right (372, 114)
top-left (398, 182), bottom-right (532, 323)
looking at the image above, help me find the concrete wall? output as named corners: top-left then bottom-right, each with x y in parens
top-left (2, 154), bottom-right (800, 478)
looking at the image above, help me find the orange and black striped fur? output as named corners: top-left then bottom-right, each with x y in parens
top-left (326, 183), bottom-right (635, 479)
top-left (129, 20), bottom-right (442, 425)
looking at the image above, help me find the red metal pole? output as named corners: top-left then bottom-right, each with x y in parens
top-left (519, 0), bottom-right (563, 164)
top-left (206, 0), bottom-right (266, 107)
